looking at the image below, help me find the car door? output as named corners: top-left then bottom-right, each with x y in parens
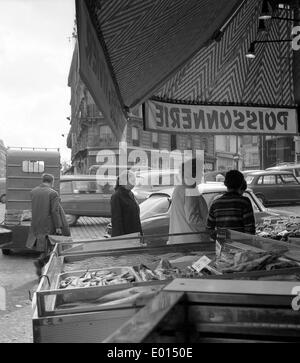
top-left (253, 174), bottom-right (278, 204)
top-left (279, 174), bottom-right (300, 202)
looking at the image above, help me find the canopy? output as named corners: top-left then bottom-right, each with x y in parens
top-left (76, 0), bottom-right (299, 137)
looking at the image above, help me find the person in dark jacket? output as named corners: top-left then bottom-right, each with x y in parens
top-left (26, 174), bottom-right (69, 276)
top-left (111, 171), bottom-right (142, 237)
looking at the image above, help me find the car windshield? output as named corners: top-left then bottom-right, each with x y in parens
top-left (245, 175), bottom-right (255, 184)
top-left (140, 194), bottom-right (171, 219)
top-left (140, 189), bottom-right (262, 220)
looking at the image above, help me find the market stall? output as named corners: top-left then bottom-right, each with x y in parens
top-left (105, 279), bottom-right (300, 343)
top-left (32, 230), bottom-right (300, 343)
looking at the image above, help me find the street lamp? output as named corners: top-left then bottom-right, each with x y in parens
top-left (246, 39), bottom-right (293, 59)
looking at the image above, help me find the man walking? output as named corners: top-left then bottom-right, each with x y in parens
top-left (206, 170), bottom-right (255, 235)
top-left (26, 174), bottom-right (63, 276)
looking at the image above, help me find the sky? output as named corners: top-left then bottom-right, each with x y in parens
top-left (0, 0), bottom-right (75, 162)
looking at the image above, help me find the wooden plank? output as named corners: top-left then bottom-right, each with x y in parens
top-left (164, 278), bottom-right (298, 296)
top-left (104, 291), bottom-right (185, 343)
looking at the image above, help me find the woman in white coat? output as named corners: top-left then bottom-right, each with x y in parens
top-left (168, 159), bottom-right (208, 244)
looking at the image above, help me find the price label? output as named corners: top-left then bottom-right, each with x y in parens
top-left (192, 256), bottom-right (212, 273)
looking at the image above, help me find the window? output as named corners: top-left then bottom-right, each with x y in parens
top-left (202, 137), bottom-right (208, 152)
top-left (72, 180), bottom-right (114, 194)
top-left (280, 174), bottom-right (298, 185)
top-left (187, 136), bottom-right (193, 150)
top-left (225, 136), bottom-right (230, 152)
top-left (262, 175), bottom-right (276, 185)
top-left (132, 126), bottom-right (140, 147)
top-left (171, 135), bottom-right (177, 151)
top-left (99, 125), bottom-right (115, 145)
top-left (245, 176), bottom-right (255, 184)
top-left (22, 160), bottom-right (44, 173)
top-left (152, 133), bottom-right (159, 148)
top-left (60, 181), bottom-right (73, 195)
top-left (276, 175), bottom-right (285, 185)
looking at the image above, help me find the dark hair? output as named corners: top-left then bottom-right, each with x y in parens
top-left (241, 179), bottom-right (247, 192)
top-left (224, 170), bottom-right (245, 190)
top-left (42, 173), bottom-right (54, 184)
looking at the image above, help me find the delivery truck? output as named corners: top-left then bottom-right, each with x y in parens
top-left (0, 147), bottom-right (60, 255)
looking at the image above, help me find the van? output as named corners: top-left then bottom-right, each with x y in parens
top-left (0, 178), bottom-right (5, 203)
top-left (0, 147), bottom-right (61, 255)
top-left (60, 174), bottom-right (117, 226)
top-left (266, 163), bottom-right (300, 182)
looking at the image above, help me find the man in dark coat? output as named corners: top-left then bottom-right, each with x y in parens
top-left (26, 174), bottom-right (63, 276)
top-left (111, 171), bottom-right (142, 237)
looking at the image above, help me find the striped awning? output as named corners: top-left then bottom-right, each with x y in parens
top-left (155, 0), bottom-right (296, 107)
top-left (80, 0), bottom-right (244, 110)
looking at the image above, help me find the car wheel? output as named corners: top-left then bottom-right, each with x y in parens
top-left (65, 214), bottom-right (78, 226)
top-left (257, 194), bottom-right (267, 206)
top-left (2, 249), bottom-right (11, 256)
top-left (0, 194), bottom-right (6, 203)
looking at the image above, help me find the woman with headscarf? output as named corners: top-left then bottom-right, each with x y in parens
top-left (110, 170), bottom-right (142, 237)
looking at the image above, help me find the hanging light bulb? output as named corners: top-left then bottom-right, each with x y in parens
top-left (259, 0), bottom-right (272, 20)
top-left (246, 42), bottom-right (256, 59)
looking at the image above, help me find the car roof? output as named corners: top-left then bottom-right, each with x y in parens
top-left (246, 170), bottom-right (294, 176)
top-left (61, 175), bottom-right (116, 181)
top-left (148, 182), bottom-right (227, 198)
top-left (267, 164), bottom-right (300, 170)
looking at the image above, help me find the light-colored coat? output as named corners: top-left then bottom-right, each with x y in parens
top-left (168, 185), bottom-right (208, 244)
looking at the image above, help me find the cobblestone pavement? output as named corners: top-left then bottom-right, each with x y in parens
top-left (0, 203), bottom-right (109, 343)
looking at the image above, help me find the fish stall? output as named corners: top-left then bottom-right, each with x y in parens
top-left (32, 230), bottom-right (300, 343)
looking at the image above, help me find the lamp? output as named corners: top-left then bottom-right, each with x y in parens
top-left (259, 0), bottom-right (272, 20)
top-left (245, 39), bottom-right (292, 59)
top-left (246, 42), bottom-right (256, 58)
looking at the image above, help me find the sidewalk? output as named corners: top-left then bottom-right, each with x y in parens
top-left (0, 217), bottom-right (110, 343)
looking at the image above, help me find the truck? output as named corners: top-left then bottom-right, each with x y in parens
top-left (0, 147), bottom-right (61, 255)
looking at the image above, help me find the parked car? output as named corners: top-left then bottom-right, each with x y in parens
top-left (60, 175), bottom-right (116, 226)
top-left (105, 183), bottom-right (293, 243)
top-left (266, 163), bottom-right (300, 182)
top-left (242, 170), bottom-right (263, 177)
top-left (132, 169), bottom-right (179, 203)
top-left (0, 178), bottom-right (5, 203)
top-left (244, 170), bottom-right (300, 206)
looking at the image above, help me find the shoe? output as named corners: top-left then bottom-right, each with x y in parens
top-left (34, 260), bottom-right (43, 277)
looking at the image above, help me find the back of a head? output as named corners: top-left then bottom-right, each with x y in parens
top-left (224, 170), bottom-right (244, 190)
top-left (42, 173), bottom-right (54, 185)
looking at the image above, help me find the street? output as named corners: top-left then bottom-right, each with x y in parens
top-left (0, 203), bottom-right (108, 342)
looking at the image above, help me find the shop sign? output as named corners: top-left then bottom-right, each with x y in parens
top-left (144, 100), bottom-right (298, 135)
top-left (76, 1), bottom-right (126, 139)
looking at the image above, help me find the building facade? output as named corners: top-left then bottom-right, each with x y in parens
top-left (67, 43), bottom-right (216, 174)
top-left (215, 135), bottom-right (243, 171)
top-left (0, 140), bottom-right (6, 178)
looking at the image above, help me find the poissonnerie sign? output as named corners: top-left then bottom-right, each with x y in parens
top-left (144, 100), bottom-right (298, 135)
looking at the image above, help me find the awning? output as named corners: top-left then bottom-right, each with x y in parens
top-left (155, 0), bottom-right (296, 106)
top-left (76, 0), bottom-right (299, 137)
top-left (76, 0), bottom-right (243, 128)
